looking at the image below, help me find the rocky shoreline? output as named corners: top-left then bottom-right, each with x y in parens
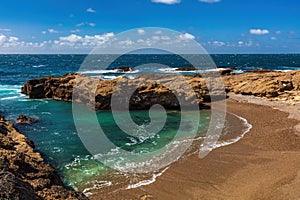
top-left (21, 70), bottom-right (300, 109)
top-left (0, 115), bottom-right (87, 200)
top-left (7, 69), bottom-right (300, 199)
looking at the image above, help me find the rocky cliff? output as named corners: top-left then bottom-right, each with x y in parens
top-left (0, 115), bottom-right (87, 200)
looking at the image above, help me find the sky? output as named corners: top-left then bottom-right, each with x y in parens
top-left (0, 0), bottom-right (299, 54)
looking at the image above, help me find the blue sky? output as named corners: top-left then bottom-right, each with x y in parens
top-left (0, 0), bottom-right (299, 53)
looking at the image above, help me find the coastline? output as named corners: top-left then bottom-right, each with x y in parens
top-left (90, 96), bottom-right (300, 200)
top-left (3, 69), bottom-right (300, 199)
top-left (0, 115), bottom-right (87, 199)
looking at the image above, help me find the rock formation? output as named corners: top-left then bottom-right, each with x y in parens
top-left (0, 115), bottom-right (87, 200)
top-left (223, 70), bottom-right (300, 102)
top-left (16, 114), bottom-right (39, 125)
top-left (22, 73), bottom-right (224, 110)
top-left (116, 67), bottom-right (134, 72)
top-left (21, 70), bottom-right (300, 110)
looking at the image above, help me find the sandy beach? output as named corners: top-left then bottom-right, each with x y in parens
top-left (90, 96), bottom-right (300, 200)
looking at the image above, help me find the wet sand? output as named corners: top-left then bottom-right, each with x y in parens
top-left (90, 96), bottom-right (300, 200)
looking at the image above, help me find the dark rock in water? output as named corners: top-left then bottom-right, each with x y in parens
top-left (175, 66), bottom-right (197, 71)
top-left (0, 115), bottom-right (87, 200)
top-left (220, 69), bottom-right (233, 76)
top-left (16, 114), bottom-right (39, 125)
top-left (117, 66), bottom-right (134, 72)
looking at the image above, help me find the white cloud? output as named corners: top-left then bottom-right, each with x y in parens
top-left (178, 33), bottom-right (195, 40)
top-left (88, 23), bottom-right (96, 27)
top-left (0, 34), bottom-right (6, 44)
top-left (212, 41), bottom-right (225, 46)
top-left (152, 36), bottom-right (160, 41)
top-left (137, 29), bottom-right (146, 35)
top-left (41, 31), bottom-right (47, 35)
top-left (249, 29), bottom-right (269, 35)
top-left (199, 0), bottom-right (221, 3)
top-left (151, 0), bottom-right (181, 4)
top-left (53, 32), bottom-right (115, 47)
top-left (76, 22), bottom-right (96, 27)
top-left (155, 30), bottom-right (162, 34)
top-left (8, 36), bottom-right (18, 43)
top-left (59, 34), bottom-right (82, 43)
top-left (119, 39), bottom-right (135, 46)
top-left (161, 36), bottom-right (170, 40)
top-left (70, 29), bottom-right (81, 33)
top-left (48, 29), bottom-right (58, 33)
top-left (275, 31), bottom-right (281, 34)
top-left (86, 8), bottom-right (96, 13)
top-left (76, 22), bottom-right (85, 27)
top-left (0, 28), bottom-right (11, 32)
top-left (270, 37), bottom-right (277, 40)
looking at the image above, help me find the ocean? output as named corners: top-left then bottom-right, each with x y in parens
top-left (0, 54), bottom-right (299, 194)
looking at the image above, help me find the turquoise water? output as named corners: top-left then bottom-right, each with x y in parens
top-left (0, 84), bottom-right (210, 189)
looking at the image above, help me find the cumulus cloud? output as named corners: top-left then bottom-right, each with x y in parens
top-left (76, 22), bottom-right (85, 27)
top-left (48, 29), bottom-right (58, 33)
top-left (59, 34), bottom-right (82, 43)
top-left (88, 23), bottom-right (96, 27)
top-left (249, 29), bottom-right (269, 35)
top-left (199, 0), bottom-right (221, 3)
top-left (0, 32), bottom-right (117, 53)
top-left (86, 8), bottom-right (96, 13)
top-left (178, 33), bottom-right (195, 40)
top-left (270, 37), bottom-right (277, 40)
top-left (212, 41), bottom-right (225, 46)
top-left (119, 39), bottom-right (135, 46)
top-left (0, 34), bottom-right (6, 44)
top-left (76, 22), bottom-right (96, 27)
top-left (151, 0), bottom-right (181, 5)
top-left (53, 32), bottom-right (114, 47)
top-left (70, 29), bottom-right (81, 33)
top-left (155, 30), bottom-right (162, 35)
top-left (137, 29), bottom-right (146, 35)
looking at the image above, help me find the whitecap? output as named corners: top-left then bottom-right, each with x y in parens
top-left (32, 64), bottom-right (46, 68)
top-left (0, 96), bottom-right (20, 101)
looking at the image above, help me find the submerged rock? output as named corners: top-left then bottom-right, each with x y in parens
top-left (0, 115), bottom-right (87, 200)
top-left (16, 114), bottom-right (39, 125)
top-left (175, 66), bottom-right (197, 71)
top-left (117, 66), bottom-right (134, 72)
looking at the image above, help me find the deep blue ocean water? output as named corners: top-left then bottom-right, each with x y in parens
top-left (0, 54), bottom-right (299, 192)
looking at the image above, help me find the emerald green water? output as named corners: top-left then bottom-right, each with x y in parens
top-left (2, 92), bottom-right (210, 190)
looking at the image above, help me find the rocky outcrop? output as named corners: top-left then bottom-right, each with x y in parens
top-left (175, 66), bottom-right (197, 71)
top-left (22, 73), bottom-right (222, 110)
top-left (21, 70), bottom-right (300, 109)
top-left (223, 70), bottom-right (300, 102)
top-left (16, 114), bottom-right (39, 125)
top-left (116, 67), bottom-right (134, 72)
top-left (0, 115), bottom-right (87, 200)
